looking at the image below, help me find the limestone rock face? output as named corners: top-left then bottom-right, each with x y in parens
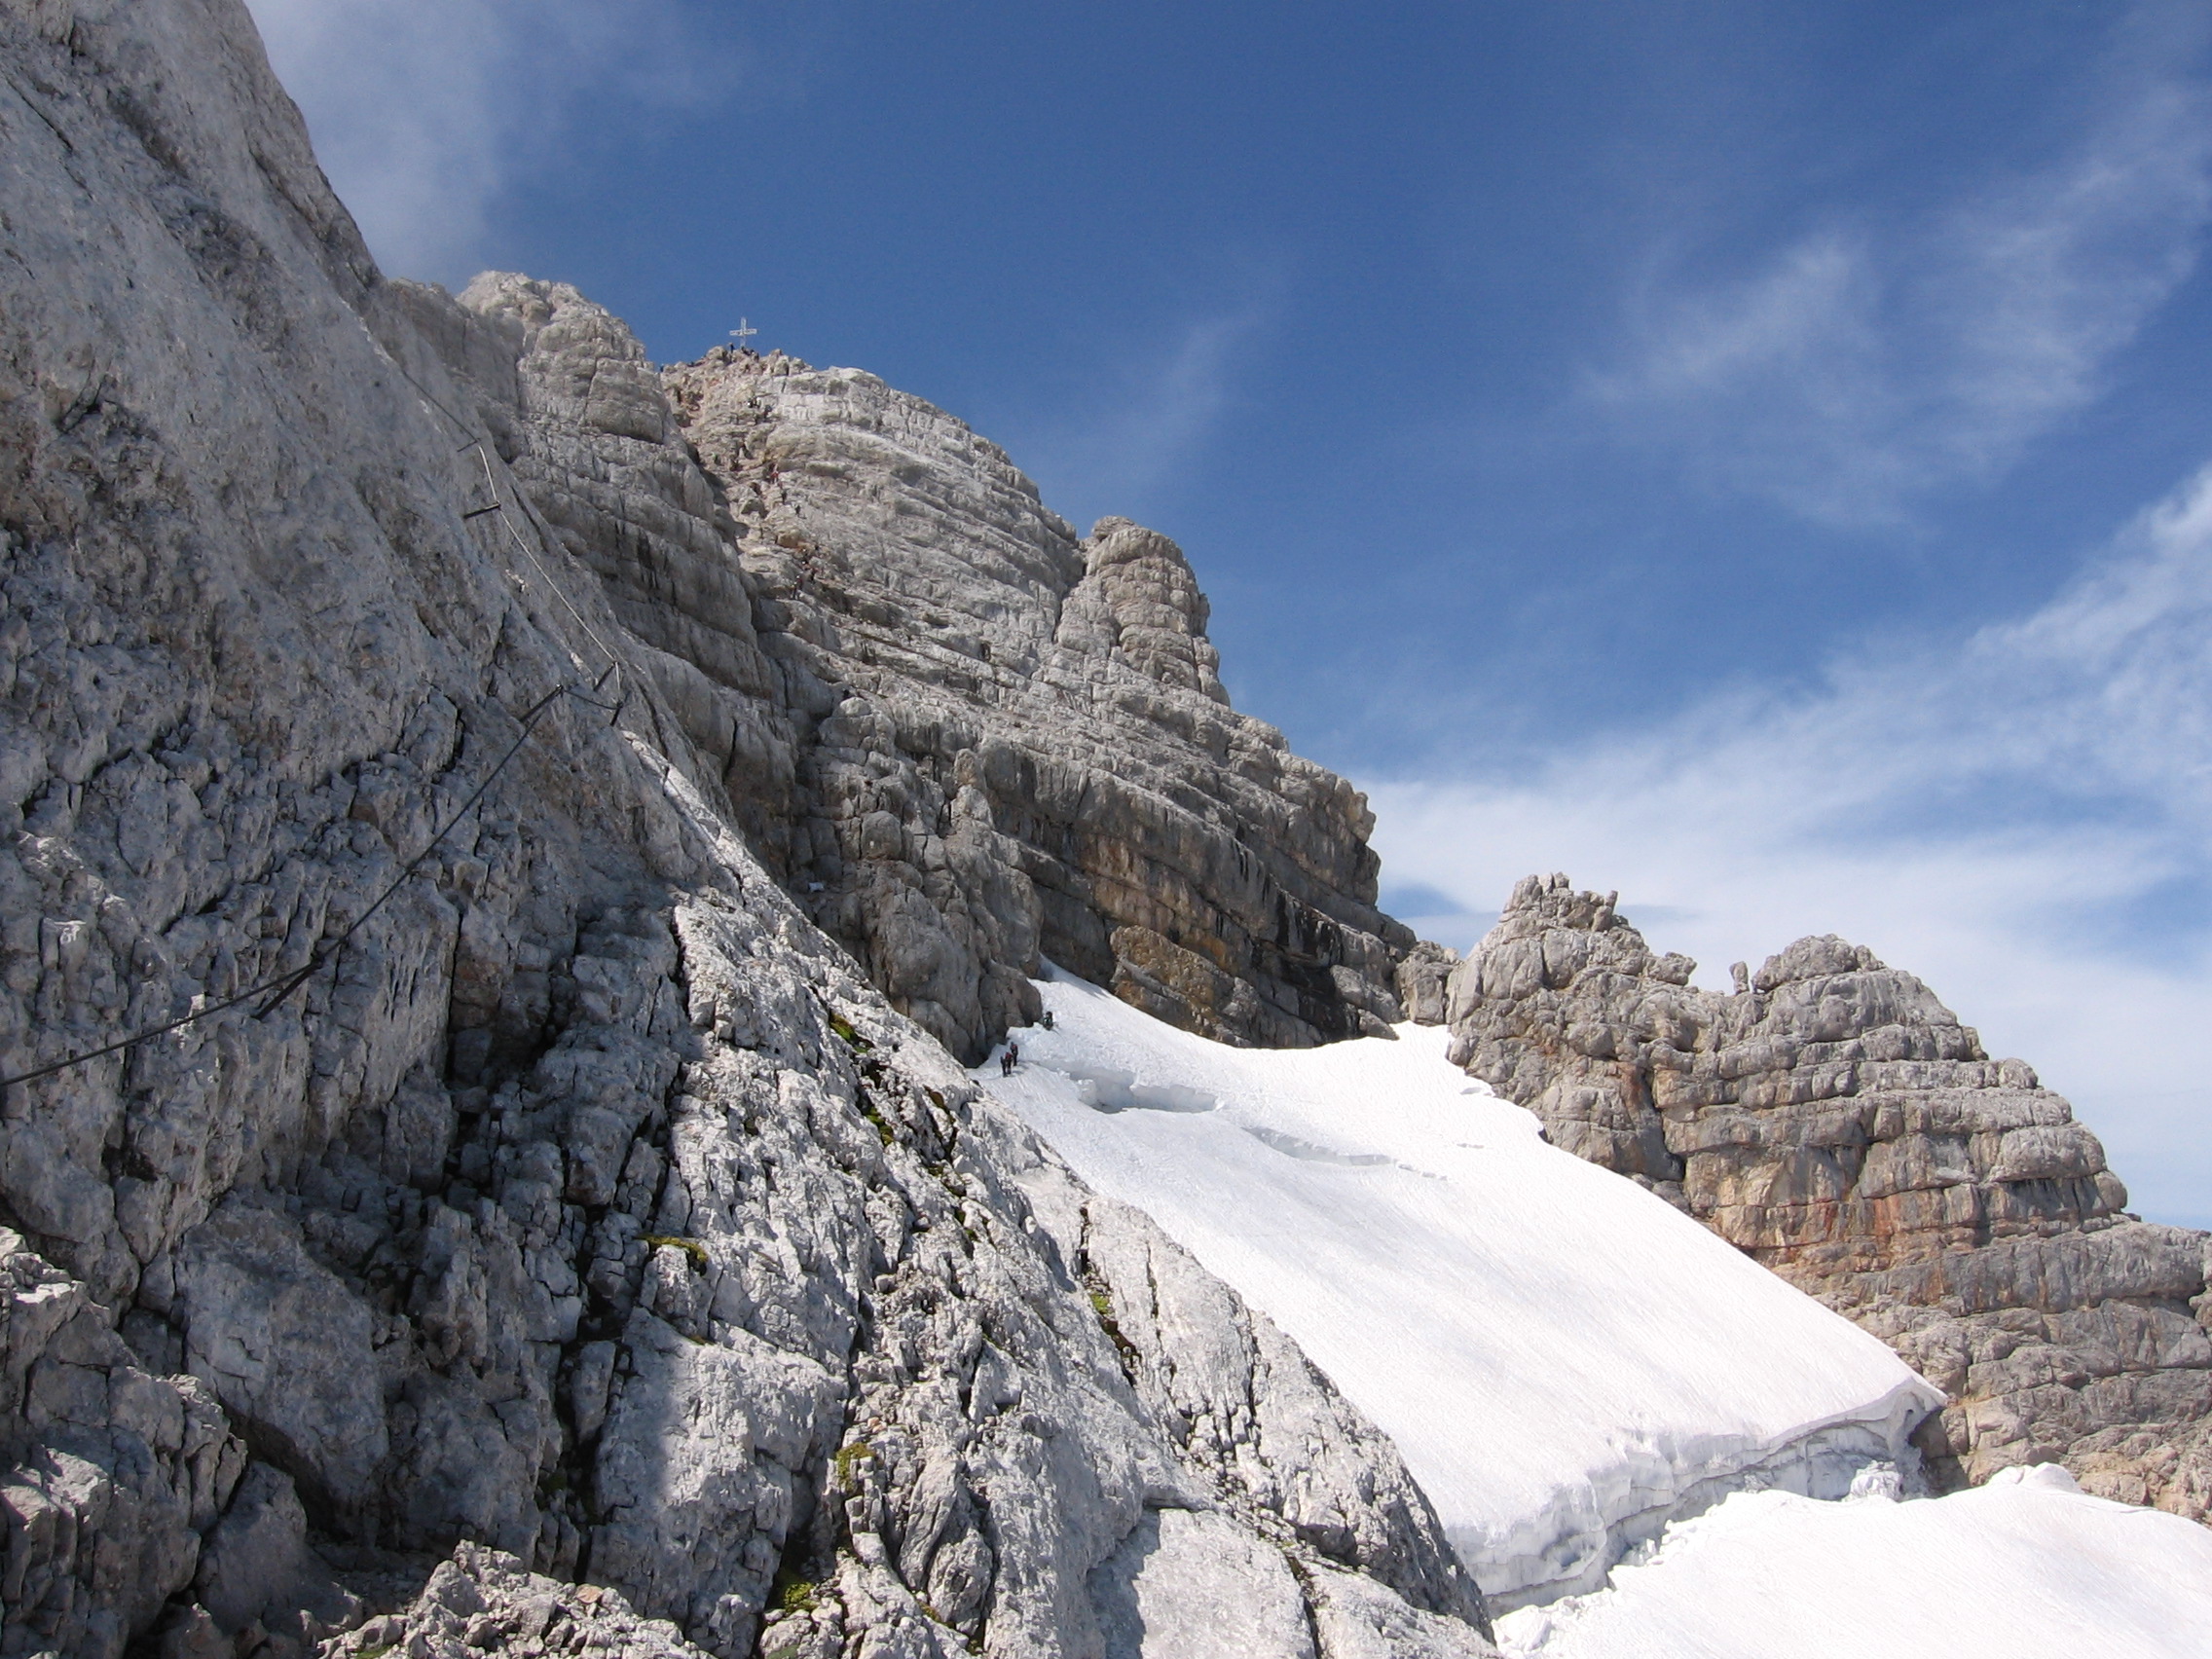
top-left (0, 1226), bottom-right (246, 1659)
top-left (320, 1544), bottom-right (709, 1659)
top-left (0, 3), bottom-right (1492, 1654)
top-left (425, 291), bottom-right (1413, 1062)
top-left (1445, 874), bottom-right (2212, 1519)
top-left (1064, 518), bottom-right (1231, 703)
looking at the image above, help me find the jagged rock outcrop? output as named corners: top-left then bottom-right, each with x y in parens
top-left (406, 282), bottom-right (1413, 1063)
top-left (662, 345), bottom-right (1416, 1058)
top-left (1444, 874), bottom-right (2212, 1519)
top-left (320, 1543), bottom-right (710, 1659)
top-left (0, 3), bottom-right (1493, 1655)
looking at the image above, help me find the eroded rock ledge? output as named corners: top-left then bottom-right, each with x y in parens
top-left (1444, 874), bottom-right (2212, 1517)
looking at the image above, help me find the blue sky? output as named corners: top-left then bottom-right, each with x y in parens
top-left (247, 0), bottom-right (2212, 1226)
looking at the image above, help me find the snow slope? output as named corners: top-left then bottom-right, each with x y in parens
top-left (1496, 1464), bottom-right (2212, 1658)
top-left (980, 969), bottom-right (1943, 1607)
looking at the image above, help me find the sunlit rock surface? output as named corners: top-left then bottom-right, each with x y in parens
top-left (0, 3), bottom-right (1491, 1653)
top-left (417, 275), bottom-right (1413, 1065)
top-left (1445, 874), bottom-right (2212, 1519)
top-left (2, 1), bottom-right (2200, 1653)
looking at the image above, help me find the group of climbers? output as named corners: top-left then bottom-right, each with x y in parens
top-left (996, 1009), bottom-right (1052, 1075)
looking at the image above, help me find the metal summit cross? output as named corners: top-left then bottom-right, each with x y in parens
top-left (730, 317), bottom-right (758, 351)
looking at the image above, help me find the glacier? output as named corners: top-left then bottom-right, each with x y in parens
top-left (1496, 1463), bottom-right (2212, 1657)
top-left (978, 967), bottom-right (1944, 1607)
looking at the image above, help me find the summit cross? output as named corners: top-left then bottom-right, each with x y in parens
top-left (730, 317), bottom-right (758, 351)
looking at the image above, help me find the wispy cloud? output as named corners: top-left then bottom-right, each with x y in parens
top-left (1590, 5), bottom-right (2212, 525)
top-left (243, 0), bottom-right (737, 282)
top-left (1369, 463), bottom-right (2212, 1228)
top-left (1007, 303), bottom-right (1273, 532)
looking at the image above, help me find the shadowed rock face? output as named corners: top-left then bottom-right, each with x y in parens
top-left (422, 282), bottom-right (1413, 1062)
top-left (0, 4), bottom-right (1492, 1655)
top-left (1445, 874), bottom-right (2212, 1519)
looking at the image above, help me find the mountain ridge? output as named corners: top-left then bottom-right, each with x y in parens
top-left (0, 3), bottom-right (2203, 1656)
top-left (0, 4), bottom-right (1480, 1654)
top-left (1444, 873), bottom-right (2212, 1518)
top-left (396, 269), bottom-right (1414, 1069)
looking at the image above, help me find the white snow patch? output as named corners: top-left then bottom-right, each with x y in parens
top-left (1496, 1464), bottom-right (2212, 1657)
top-left (979, 969), bottom-right (1943, 1608)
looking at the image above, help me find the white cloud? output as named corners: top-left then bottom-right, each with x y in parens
top-left (1590, 7), bottom-right (2212, 525)
top-left (1369, 463), bottom-right (2212, 1228)
top-left (243, 0), bottom-right (733, 282)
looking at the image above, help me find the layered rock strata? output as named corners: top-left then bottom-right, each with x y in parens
top-left (1444, 875), bottom-right (2212, 1518)
top-left (409, 278), bottom-right (1413, 1063)
top-left (0, 4), bottom-right (1492, 1655)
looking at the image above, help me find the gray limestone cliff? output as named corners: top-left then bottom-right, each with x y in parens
top-left (5, 3), bottom-right (2200, 1655)
top-left (0, 3), bottom-right (1489, 1656)
top-left (1442, 874), bottom-right (2212, 1521)
top-left (388, 276), bottom-right (1412, 1067)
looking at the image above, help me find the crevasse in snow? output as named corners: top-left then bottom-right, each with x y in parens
top-left (1495, 1464), bottom-right (2212, 1658)
top-left (979, 968), bottom-right (1944, 1607)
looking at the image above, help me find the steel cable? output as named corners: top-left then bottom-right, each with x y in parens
top-left (2, 357), bottom-right (645, 1095)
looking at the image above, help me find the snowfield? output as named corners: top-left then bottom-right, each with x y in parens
top-left (979, 969), bottom-right (1944, 1606)
top-left (1496, 1464), bottom-right (2212, 1658)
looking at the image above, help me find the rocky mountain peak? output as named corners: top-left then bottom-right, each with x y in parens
top-left (0, 5), bottom-right (1490, 1653)
top-left (461, 273), bottom-right (673, 446)
top-left (6, 3), bottom-right (2207, 1651)
top-left (1445, 873), bottom-right (2212, 1515)
top-left (1061, 516), bottom-right (1229, 704)
top-left (408, 276), bottom-right (1416, 1062)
